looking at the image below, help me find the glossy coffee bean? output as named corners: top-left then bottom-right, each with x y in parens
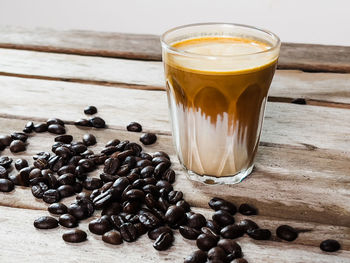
top-left (55, 135), bottom-right (73, 144)
top-left (83, 177), bottom-right (103, 190)
top-left (208, 246), bottom-right (227, 261)
top-left (187, 213), bottom-right (206, 230)
top-left (34, 123), bottom-right (48, 132)
top-left (62, 229), bottom-right (87, 243)
top-left (9, 140), bottom-right (26, 153)
top-left (125, 189), bottom-right (145, 201)
top-left (206, 220), bottom-right (221, 235)
top-left (105, 139), bottom-right (120, 147)
top-left (11, 132), bottom-right (28, 142)
top-left (48, 202), bottom-right (68, 215)
top-left (34, 216), bottom-right (58, 229)
top-left (59, 214), bottom-right (78, 228)
top-left (89, 117), bottom-right (106, 128)
top-left (0, 135), bottom-right (12, 146)
top-left (176, 200), bottom-right (190, 212)
top-left (212, 210), bottom-right (235, 227)
top-left (196, 233), bottom-right (218, 251)
top-left (153, 162), bottom-right (169, 179)
top-left (58, 165), bottom-right (76, 176)
top-left (0, 178), bottom-right (14, 192)
top-left (201, 227), bottom-right (220, 242)
top-left (220, 224), bottom-right (245, 239)
top-left (78, 159), bottom-right (95, 172)
top-left (83, 134), bottom-right (97, 146)
top-left (247, 228), bottom-right (271, 240)
top-left (238, 203), bottom-right (257, 215)
top-left (47, 118), bottom-right (65, 126)
top-left (153, 232), bottom-right (173, 251)
top-left (102, 230), bottom-right (123, 245)
top-left (139, 211), bottom-right (161, 229)
top-left (140, 166), bottom-right (154, 178)
top-left (147, 226), bottom-right (173, 240)
top-left (217, 239), bottom-right (242, 256)
top-left (48, 124), bottom-right (66, 135)
top-left (31, 182), bottom-right (49, 198)
top-left (84, 105), bottom-right (97, 115)
top-left (23, 121), bottom-right (34, 133)
top-left (120, 222), bottom-right (138, 242)
top-left (43, 189), bottom-right (60, 204)
top-left (74, 118), bottom-right (92, 127)
top-left (184, 250), bottom-right (207, 263)
top-left (33, 157), bottom-right (49, 170)
top-left (276, 225), bottom-right (298, 241)
top-left (165, 205), bottom-right (185, 226)
top-left (179, 226), bottom-right (201, 240)
top-left (15, 158), bottom-right (28, 171)
top-left (236, 219), bottom-right (259, 232)
top-left (140, 133), bottom-right (157, 145)
top-left (104, 158), bottom-right (120, 175)
top-left (89, 215), bottom-right (113, 235)
top-left (57, 185), bottom-right (75, 198)
top-left (162, 168), bottom-right (175, 183)
top-left (126, 122), bottom-right (142, 132)
top-left (0, 156), bottom-right (12, 169)
top-left (102, 202), bottom-right (122, 216)
top-left (0, 166), bottom-right (8, 179)
top-left (209, 197), bottom-right (237, 215)
top-left (320, 239), bottom-right (341, 252)
top-left (57, 173), bottom-right (75, 186)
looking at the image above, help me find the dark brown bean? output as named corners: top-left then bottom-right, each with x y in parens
top-left (0, 136), bottom-right (12, 147)
top-left (236, 219), bottom-right (259, 233)
top-left (83, 134), bottom-right (97, 146)
top-left (74, 118), bottom-right (92, 127)
top-left (62, 229), bottom-right (87, 243)
top-left (187, 213), bottom-right (206, 230)
top-left (217, 239), bottom-right (242, 256)
top-left (104, 158), bottom-right (120, 175)
top-left (153, 232), bottom-right (173, 251)
top-left (89, 117), bottom-right (106, 128)
top-left (31, 182), bottom-right (49, 198)
top-left (15, 158), bottom-right (28, 171)
top-left (176, 200), bottom-right (190, 212)
top-left (206, 220), bottom-right (221, 235)
top-left (57, 185), bottom-right (75, 198)
top-left (0, 178), bottom-right (14, 192)
top-left (23, 121), bottom-right (34, 133)
top-left (47, 118), bottom-right (65, 126)
top-left (84, 105), bottom-right (97, 115)
top-left (120, 222), bottom-right (138, 242)
top-left (276, 225), bottom-right (298, 241)
top-left (212, 210), bottom-right (235, 227)
top-left (9, 140), bottom-right (26, 153)
top-left (139, 211), bottom-right (161, 229)
top-left (238, 203), bottom-right (257, 215)
top-left (140, 133), bottom-right (157, 145)
top-left (83, 177), bottom-right (103, 190)
top-left (179, 226), bottom-right (201, 240)
top-left (0, 156), bottom-right (12, 168)
top-left (57, 173), bottom-right (75, 186)
top-left (147, 226), bottom-right (173, 240)
top-left (209, 197), bottom-right (237, 215)
top-left (68, 199), bottom-right (94, 220)
top-left (184, 250), bottom-right (207, 263)
top-left (247, 228), bottom-right (271, 240)
top-left (152, 156), bottom-right (171, 167)
top-left (162, 168), bottom-right (175, 183)
top-left (33, 216), bottom-right (58, 229)
top-left (208, 246), bottom-right (227, 261)
top-left (48, 202), bottom-right (68, 215)
top-left (105, 139), bottom-right (120, 147)
top-left (59, 214), bottom-right (78, 228)
top-left (48, 124), bottom-right (66, 134)
top-left (125, 189), bottom-right (145, 201)
top-left (320, 239), bottom-right (341, 252)
top-left (126, 122), bottom-right (142, 132)
top-left (55, 135), bottom-right (73, 144)
top-left (43, 189), bottom-right (60, 204)
top-left (34, 123), bottom-right (48, 132)
top-left (102, 230), bottom-right (123, 245)
top-left (89, 215), bottom-right (113, 235)
top-left (196, 233), bottom-right (218, 251)
top-left (11, 132), bottom-right (28, 142)
top-left (0, 166), bottom-right (8, 179)
top-left (78, 159), bottom-right (95, 172)
top-left (220, 224), bottom-right (245, 239)
top-left (165, 205), bottom-right (185, 226)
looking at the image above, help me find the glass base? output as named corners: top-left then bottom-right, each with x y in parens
top-left (185, 164), bottom-right (254, 185)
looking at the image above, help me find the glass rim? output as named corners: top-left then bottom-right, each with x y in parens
top-left (160, 22), bottom-right (281, 59)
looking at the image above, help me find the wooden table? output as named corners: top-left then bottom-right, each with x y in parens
top-left (0, 26), bottom-right (349, 263)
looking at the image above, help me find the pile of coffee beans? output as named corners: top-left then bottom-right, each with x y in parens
top-left (0, 106), bottom-right (342, 262)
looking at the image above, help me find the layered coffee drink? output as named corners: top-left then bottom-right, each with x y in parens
top-left (161, 24), bottom-right (280, 183)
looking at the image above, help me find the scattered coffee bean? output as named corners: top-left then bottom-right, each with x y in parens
top-left (0, 165), bottom-right (8, 179)
top-left (187, 213), bottom-right (207, 230)
top-left (236, 219), bottom-right (259, 233)
top-left (89, 117), bottom-right (106, 128)
top-left (179, 226), bottom-right (201, 240)
top-left (0, 178), bottom-right (14, 192)
top-left (33, 216), bottom-right (58, 229)
top-left (14, 167), bottom-right (32, 186)
top-left (220, 224), bottom-right (245, 239)
top-left (276, 225), bottom-right (298, 241)
top-left (31, 182), bottom-right (49, 198)
top-left (247, 228), bottom-right (271, 240)
top-left (104, 158), bottom-right (120, 175)
top-left (209, 197), bottom-right (237, 215)
top-left (62, 229), bottom-right (87, 243)
top-left (212, 210), bottom-right (235, 227)
top-left (83, 134), bottom-right (96, 146)
top-left (184, 250), bottom-right (207, 263)
top-left (120, 222), bottom-right (138, 242)
top-left (165, 205), bottom-right (185, 226)
top-left (140, 133), bottom-right (157, 145)
top-left (48, 124), bottom-right (66, 135)
top-left (48, 202), bottom-right (68, 215)
top-left (55, 135), bottom-right (73, 144)
top-left (217, 239), bottom-right (242, 258)
top-left (206, 220), bottom-right (221, 235)
top-left (34, 123), bottom-right (48, 133)
top-left (102, 230), bottom-right (123, 245)
top-left (238, 203), bottom-right (257, 216)
top-left (208, 246), bottom-right (227, 261)
top-left (148, 226), bottom-right (173, 240)
top-left (14, 158), bottom-right (28, 171)
top-left (74, 118), bottom-right (92, 127)
top-left (34, 157), bottom-right (49, 170)
top-left (11, 132), bottom-right (28, 142)
top-left (196, 233), bottom-right (218, 251)
top-left (153, 232), bottom-right (174, 251)
top-left (89, 215), bottom-right (113, 235)
top-left (47, 118), bottom-right (65, 126)
top-left (320, 239), bottom-right (341, 252)
top-left (84, 106), bottom-right (97, 115)
top-left (68, 199), bottom-right (94, 220)
top-left (23, 121), bottom-right (34, 133)
top-left (57, 185), bottom-right (75, 198)
top-left (139, 211), bottom-right (161, 229)
top-left (59, 214), bottom-right (78, 228)
top-left (9, 140), bottom-right (26, 153)
top-left (127, 122), bottom-right (142, 132)
top-left (83, 177), bottom-right (103, 190)
top-left (0, 156), bottom-right (12, 168)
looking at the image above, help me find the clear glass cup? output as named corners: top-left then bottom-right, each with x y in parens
top-left (161, 23), bottom-right (280, 184)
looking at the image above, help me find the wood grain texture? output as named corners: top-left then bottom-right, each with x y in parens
top-left (0, 25), bottom-right (350, 73)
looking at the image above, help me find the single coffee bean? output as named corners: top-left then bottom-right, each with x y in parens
top-left (105, 139), bottom-right (120, 147)
top-left (0, 156), bottom-right (12, 168)
top-left (47, 118), bottom-right (65, 126)
top-left (217, 239), bottom-right (242, 256)
top-left (196, 233), bottom-right (218, 251)
top-left (140, 166), bottom-right (154, 178)
top-left (11, 132), bottom-right (28, 142)
top-left (140, 133), bottom-right (157, 145)
top-left (78, 159), bottom-right (95, 172)
top-left (57, 173), bottom-right (75, 186)
top-left (68, 199), bottom-right (94, 220)
top-left (238, 203), bottom-right (257, 216)
top-left (247, 228), bottom-right (271, 240)
top-left (89, 215), bottom-right (113, 235)
top-left (23, 121), bottom-right (34, 133)
top-left (48, 202), bottom-right (68, 215)
top-left (31, 182), bottom-right (49, 198)
top-left (148, 226), bottom-right (173, 240)
top-left (42, 172), bottom-right (58, 189)
top-left (34, 151), bottom-right (51, 161)
top-left (175, 200), bottom-right (190, 213)
top-left (220, 224), bottom-right (245, 239)
top-left (70, 143), bottom-right (88, 155)
top-left (33, 216), bottom-right (58, 229)
top-left (187, 213), bottom-right (207, 230)
top-left (9, 140), bottom-right (26, 153)
top-left (206, 220), bottom-right (221, 235)
top-left (34, 123), bottom-right (48, 132)
top-left (156, 180), bottom-right (173, 193)
top-left (162, 168), bottom-right (176, 183)
top-left (14, 167), bottom-right (32, 186)
top-left (48, 124), bottom-right (66, 135)
top-left (104, 158), bottom-right (120, 175)
top-left (208, 246), bottom-right (227, 261)
top-left (0, 178), bottom-right (14, 192)
top-left (89, 117), bottom-right (106, 128)
top-left (55, 135), bottom-right (73, 144)
top-left (153, 151), bottom-right (170, 160)
top-left (276, 225), bottom-right (298, 241)
top-left (84, 105), bottom-right (97, 115)
top-left (126, 122), bottom-right (142, 132)
top-left (209, 197), bottom-right (237, 215)
top-left (57, 165), bottom-right (76, 176)
top-left (152, 156), bottom-right (171, 167)
top-left (43, 189), bottom-right (60, 204)
top-left (201, 227), bottom-right (220, 242)
top-left (0, 165), bottom-right (8, 179)
top-left (179, 226), bottom-right (201, 240)
top-left (120, 222), bottom-right (138, 242)
top-left (74, 118), bottom-right (92, 127)
top-left (102, 230), bottom-right (123, 245)
top-left (112, 177), bottom-right (130, 195)
top-left (34, 157), bottom-right (49, 170)
top-left (15, 158), bottom-right (28, 171)
top-left (320, 239), bottom-right (341, 252)
top-left (212, 210), bottom-right (235, 227)
top-left (125, 189), bottom-right (145, 201)
top-left (236, 219), bottom-right (259, 233)
top-left (117, 149), bottom-right (134, 161)
top-left (57, 185), bottom-right (75, 198)
top-left (62, 229), bottom-right (87, 243)
top-left (165, 205), bottom-right (185, 226)
top-left (83, 134), bottom-right (97, 146)
top-left (184, 250), bottom-right (207, 263)
top-left (83, 177), bottom-right (103, 190)
top-left (139, 211), bottom-right (161, 229)
top-left (59, 214), bottom-right (78, 228)
top-left (153, 232), bottom-right (174, 251)
top-left (55, 146), bottom-right (71, 160)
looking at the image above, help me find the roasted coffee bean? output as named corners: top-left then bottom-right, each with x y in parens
top-left (104, 158), bottom-right (120, 175)
top-left (247, 228), bottom-right (271, 240)
top-left (62, 229), bottom-right (87, 243)
top-left (42, 172), bottom-right (58, 189)
top-left (153, 151), bottom-right (170, 160)
top-left (73, 182), bottom-right (83, 193)
top-left (154, 162), bottom-right (169, 179)
top-left (31, 182), bottom-right (49, 198)
top-left (11, 132), bottom-right (28, 142)
top-left (59, 214), bottom-right (78, 228)
top-left (209, 197), bottom-right (237, 215)
top-left (144, 177), bottom-right (156, 185)
top-left (89, 117), bottom-right (106, 128)
top-left (34, 216), bottom-right (58, 229)
top-left (14, 158), bottom-right (28, 171)
top-left (148, 226), bottom-right (173, 240)
top-left (217, 239), bottom-right (242, 257)
top-left (57, 185), bottom-right (75, 198)
top-left (83, 134), bottom-right (96, 146)
top-left (320, 239), bottom-right (341, 252)
top-left (48, 124), bottom-right (66, 135)
top-left (23, 121), bottom-right (34, 133)
top-left (83, 177), bottom-right (103, 190)
top-left (74, 166), bottom-right (86, 181)
top-left (29, 168), bottom-right (41, 180)
top-left (0, 178), bottom-right (14, 192)
top-left (156, 196), bottom-right (169, 212)
top-left (136, 159), bottom-right (152, 169)
top-left (101, 146), bottom-right (119, 156)
top-left (120, 222), bottom-right (138, 242)
top-left (48, 202), bottom-right (68, 215)
top-left (101, 181), bottom-right (113, 193)
top-left (168, 190), bottom-right (183, 204)
top-left (139, 211), bottom-right (161, 229)
top-left (123, 155), bottom-right (137, 167)
top-left (57, 173), bottom-right (75, 186)
top-left (208, 247), bottom-right (227, 261)
top-left (84, 105), bottom-right (97, 115)
top-left (76, 192), bottom-right (91, 200)
top-left (212, 210), bottom-right (235, 227)
top-left (187, 213), bottom-right (206, 230)
top-left (74, 118), bottom-right (92, 127)
top-left (126, 171), bottom-right (139, 183)
top-left (184, 250), bottom-right (207, 263)
top-left (140, 133), bottom-right (157, 145)
top-left (0, 136), bottom-right (12, 148)
top-left (162, 168), bottom-right (175, 183)
top-left (220, 224), bottom-right (245, 239)
top-left (89, 215), bottom-right (113, 235)
top-left (201, 227), bottom-right (220, 242)
top-left (14, 167), bottom-right (32, 186)
top-left (123, 201), bottom-right (140, 214)
top-left (197, 233), bottom-right (218, 251)
top-left (9, 140), bottom-right (26, 153)
top-left (43, 189), bottom-right (60, 204)
top-left (102, 202), bottom-right (122, 216)
top-left (238, 203), bottom-right (257, 216)
top-left (81, 149), bottom-right (94, 158)
top-left (152, 156), bottom-right (171, 167)
top-left (121, 185), bottom-right (133, 202)
top-left (165, 205), bottom-right (185, 226)
top-left (126, 122), bottom-right (142, 132)
top-left (70, 142), bottom-right (88, 155)
top-left (47, 118), bottom-right (65, 126)
top-left (124, 142), bottom-right (142, 156)
top-left (100, 173), bottom-right (118, 183)
top-left (179, 226), bottom-right (201, 240)
top-left (34, 157), bottom-right (49, 170)
top-left (156, 180), bottom-right (173, 193)
top-left (55, 146), bottom-right (71, 160)
top-left (34, 123), bottom-right (48, 132)
top-left (0, 165), bottom-right (8, 179)
top-left (116, 164), bottom-right (130, 176)
top-left (206, 220), bottom-right (221, 235)
top-left (176, 200), bottom-right (190, 212)
top-left (133, 222), bottom-right (147, 236)
top-left (57, 165), bottom-right (76, 176)
top-left (89, 153), bottom-right (108, 165)
top-left (237, 219), bottom-right (259, 232)
top-left (116, 150), bottom-right (134, 162)
top-left (78, 159), bottom-right (95, 172)
top-left (140, 166), bottom-right (154, 178)
top-left (68, 199), bottom-right (94, 220)
top-left (55, 135), bottom-right (73, 144)
top-left (276, 225), bottom-right (298, 241)
top-left (105, 139), bottom-right (120, 147)
top-left (0, 156), bottom-right (12, 168)
top-left (102, 230), bottom-right (123, 245)
top-left (110, 215), bottom-right (127, 230)
top-left (142, 184), bottom-right (159, 197)
top-left (112, 177), bottom-right (130, 194)
top-left (125, 189), bottom-right (145, 201)
top-left (153, 232), bottom-right (174, 251)
top-left (139, 152), bottom-right (152, 161)
top-left (145, 193), bottom-right (157, 209)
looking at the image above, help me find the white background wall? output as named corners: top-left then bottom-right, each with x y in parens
top-left (0, 0), bottom-right (349, 46)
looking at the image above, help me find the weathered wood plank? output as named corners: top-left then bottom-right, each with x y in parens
top-left (0, 26), bottom-right (350, 73)
top-left (0, 118), bottom-right (349, 227)
top-left (0, 76), bottom-right (350, 153)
